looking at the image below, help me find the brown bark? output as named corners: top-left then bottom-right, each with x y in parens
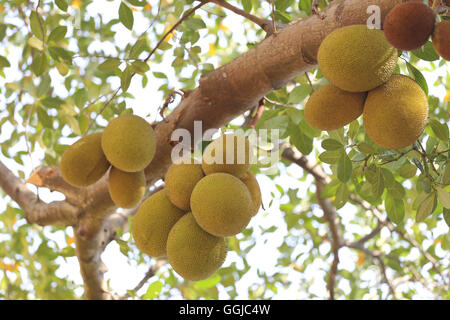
top-left (0, 0), bottom-right (410, 299)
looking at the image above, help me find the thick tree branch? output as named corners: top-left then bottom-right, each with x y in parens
top-left (0, 160), bottom-right (79, 226)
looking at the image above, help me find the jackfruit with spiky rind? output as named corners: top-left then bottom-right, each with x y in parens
top-left (108, 167), bottom-right (146, 209)
top-left (304, 84), bottom-right (366, 131)
top-left (166, 213), bottom-right (227, 281)
top-left (432, 21), bottom-right (450, 61)
top-left (240, 171), bottom-right (262, 216)
top-left (317, 25), bottom-right (398, 92)
top-left (60, 132), bottom-right (110, 187)
top-left (190, 173), bottom-right (253, 237)
top-left (101, 114), bottom-right (156, 173)
top-left (202, 133), bottom-right (253, 178)
top-left (132, 189), bottom-right (185, 258)
top-left (383, 2), bottom-right (436, 51)
top-left (165, 159), bottom-right (204, 211)
top-left (363, 75), bottom-right (428, 150)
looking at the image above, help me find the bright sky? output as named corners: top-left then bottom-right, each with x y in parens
top-left (0, 0), bottom-right (448, 299)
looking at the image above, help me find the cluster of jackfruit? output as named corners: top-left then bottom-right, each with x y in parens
top-left (305, 22), bottom-right (429, 150)
top-left (60, 114), bottom-right (156, 208)
top-left (132, 133), bottom-right (262, 281)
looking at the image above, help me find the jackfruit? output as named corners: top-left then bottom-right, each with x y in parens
top-left (60, 132), bottom-right (110, 187)
top-left (166, 212), bottom-right (227, 281)
top-left (304, 84), bottom-right (366, 131)
top-left (108, 166), bottom-right (146, 209)
top-left (165, 158), bottom-right (204, 210)
top-left (202, 133), bottom-right (253, 178)
top-left (432, 21), bottom-right (450, 61)
top-left (190, 173), bottom-right (253, 237)
top-left (317, 25), bottom-right (398, 92)
top-left (101, 114), bottom-right (156, 172)
top-left (363, 75), bottom-right (428, 150)
top-left (240, 171), bottom-right (262, 216)
top-left (383, 2), bottom-right (435, 51)
top-left (132, 189), bottom-right (185, 258)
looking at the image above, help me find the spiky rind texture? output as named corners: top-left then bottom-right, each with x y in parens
top-left (165, 160), bottom-right (205, 211)
top-left (202, 133), bottom-right (253, 178)
top-left (167, 213), bottom-right (227, 281)
top-left (318, 25), bottom-right (398, 92)
top-left (240, 171), bottom-right (262, 216)
top-left (132, 189), bottom-right (185, 258)
top-left (304, 84), bottom-right (366, 131)
top-left (432, 21), bottom-right (450, 61)
top-left (60, 132), bottom-right (110, 187)
top-left (383, 2), bottom-right (435, 51)
top-left (108, 167), bottom-right (146, 209)
top-left (101, 114), bottom-right (156, 172)
top-left (363, 75), bottom-right (428, 150)
top-left (190, 173), bottom-right (253, 237)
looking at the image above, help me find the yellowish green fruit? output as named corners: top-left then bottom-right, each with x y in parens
top-left (240, 172), bottom-right (262, 216)
top-left (304, 84), bottom-right (366, 131)
top-left (190, 173), bottom-right (253, 237)
top-left (165, 159), bottom-right (204, 210)
top-left (202, 133), bottom-right (253, 178)
top-left (101, 114), bottom-right (156, 172)
top-left (318, 25), bottom-right (398, 92)
top-left (108, 167), bottom-right (146, 209)
top-left (363, 75), bottom-right (428, 150)
top-left (60, 132), bottom-right (110, 187)
top-left (132, 189), bottom-right (185, 258)
top-left (167, 213), bottom-right (227, 281)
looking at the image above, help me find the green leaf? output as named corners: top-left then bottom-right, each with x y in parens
top-left (143, 281), bottom-right (163, 299)
top-left (334, 183), bottom-right (349, 209)
top-left (405, 61), bottom-right (428, 95)
top-left (129, 38), bottom-right (148, 59)
top-left (28, 37), bottom-right (44, 50)
top-left (429, 119), bottom-right (449, 141)
top-left (366, 166), bottom-right (384, 198)
top-left (242, 0), bottom-right (252, 12)
top-left (385, 194), bottom-right (405, 224)
top-left (119, 2), bottom-right (134, 30)
top-left (398, 162), bottom-right (417, 179)
top-left (443, 208), bottom-right (450, 228)
top-left (32, 52), bottom-right (48, 76)
top-left (55, 0), bottom-right (68, 11)
top-left (127, 0), bottom-right (147, 6)
top-left (411, 41), bottom-right (440, 61)
top-left (318, 150), bottom-right (341, 164)
top-left (416, 191), bottom-right (436, 222)
top-left (357, 142), bottom-right (376, 154)
top-left (48, 26), bottom-right (67, 42)
top-left (98, 59), bottom-right (121, 72)
top-left (0, 55), bottom-right (11, 68)
top-left (121, 66), bottom-right (133, 92)
top-left (184, 18), bottom-right (206, 31)
top-left (30, 11), bottom-right (45, 41)
top-left (321, 139), bottom-right (343, 151)
top-left (131, 60), bottom-right (150, 74)
top-left (287, 85), bottom-right (311, 104)
top-left (337, 152), bottom-right (352, 182)
top-left (436, 187), bottom-right (450, 209)
top-left (290, 127), bottom-right (313, 155)
top-left (442, 164), bottom-right (450, 185)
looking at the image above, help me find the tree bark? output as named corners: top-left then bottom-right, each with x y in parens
top-left (0, 0), bottom-right (410, 299)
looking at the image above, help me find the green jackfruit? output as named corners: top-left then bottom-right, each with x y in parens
top-left (108, 167), bottom-right (146, 209)
top-left (101, 114), bottom-right (156, 172)
top-left (202, 133), bottom-right (253, 178)
top-left (165, 159), bottom-right (204, 210)
top-left (190, 173), bottom-right (253, 237)
top-left (166, 213), bottom-right (227, 281)
top-left (363, 75), bottom-right (428, 149)
top-left (60, 132), bottom-right (110, 187)
top-left (132, 189), bottom-right (185, 258)
top-left (304, 84), bottom-right (366, 131)
top-left (318, 25), bottom-right (398, 92)
top-left (240, 171), bottom-right (262, 216)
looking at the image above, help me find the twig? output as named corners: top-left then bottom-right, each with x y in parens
top-left (85, 87), bottom-right (121, 135)
top-left (304, 72), bottom-right (314, 92)
top-left (144, 1), bottom-right (208, 63)
top-left (250, 98), bottom-right (265, 128)
top-left (271, 0), bottom-right (276, 33)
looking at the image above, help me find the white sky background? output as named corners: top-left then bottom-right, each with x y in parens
top-left (0, 0), bottom-right (448, 300)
